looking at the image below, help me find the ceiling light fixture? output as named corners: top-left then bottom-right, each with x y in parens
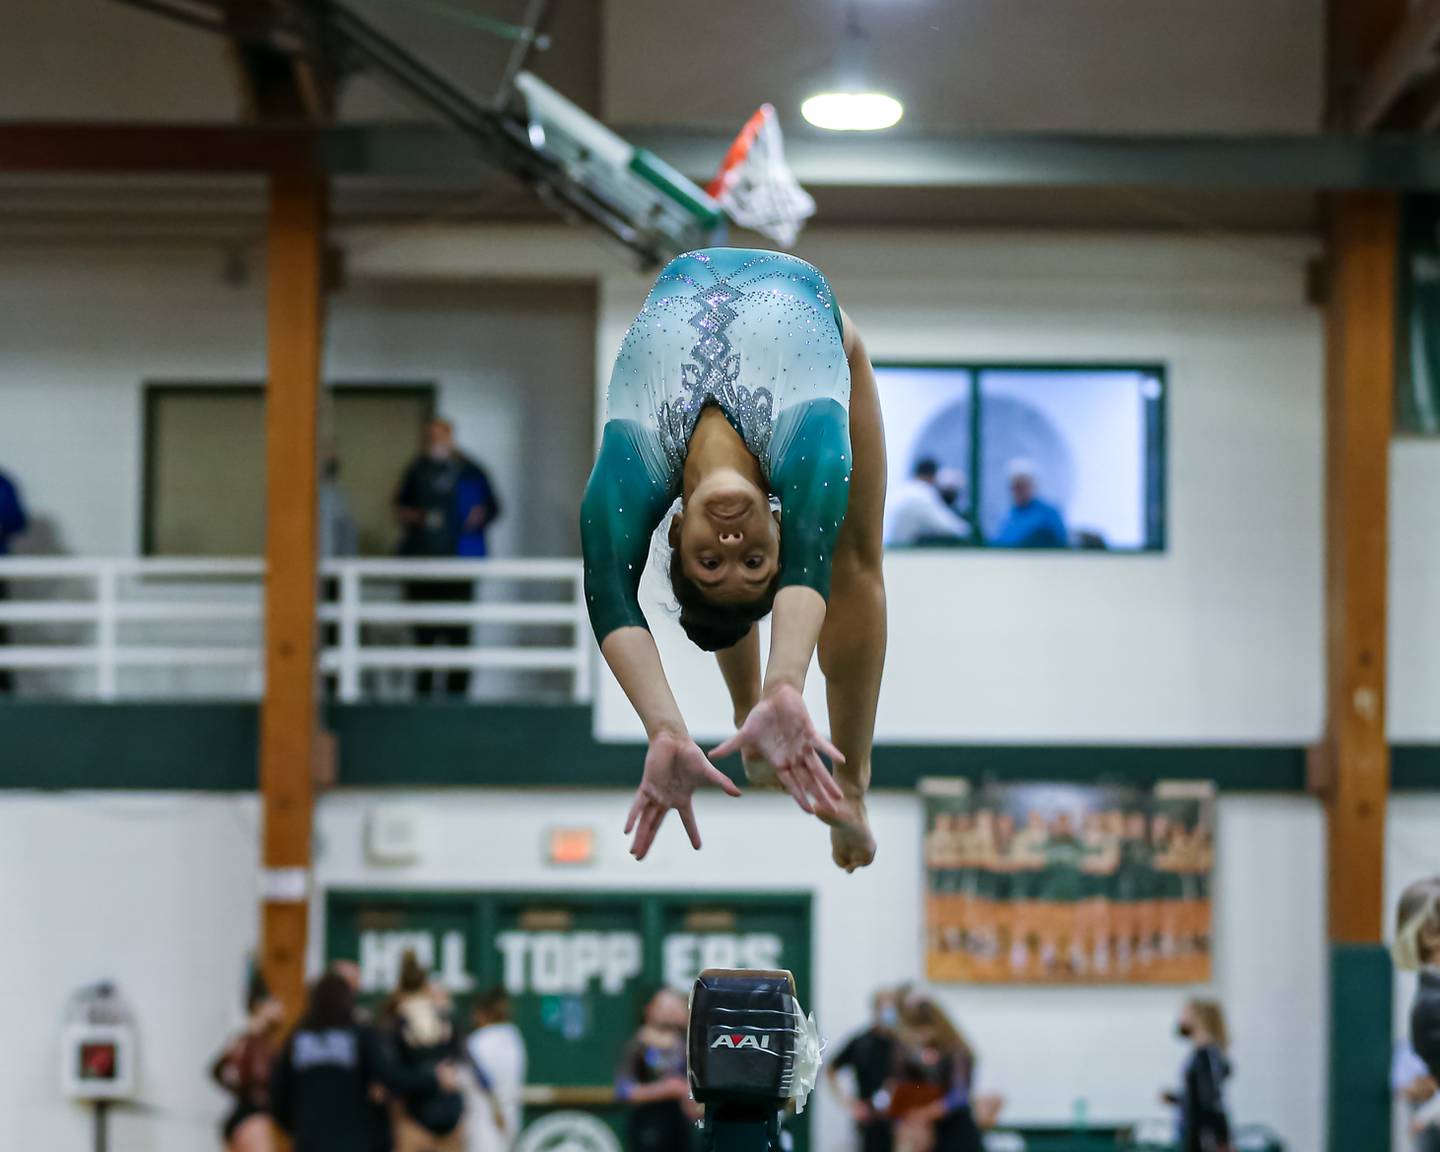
top-left (801, 5), bottom-right (904, 132)
top-left (801, 92), bottom-right (903, 132)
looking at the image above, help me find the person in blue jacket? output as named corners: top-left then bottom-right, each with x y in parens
top-left (993, 459), bottom-right (1068, 548)
top-left (0, 468), bottom-right (28, 695)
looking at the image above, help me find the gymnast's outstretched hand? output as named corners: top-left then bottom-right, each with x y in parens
top-left (710, 684), bottom-right (847, 822)
top-left (625, 730), bottom-right (742, 859)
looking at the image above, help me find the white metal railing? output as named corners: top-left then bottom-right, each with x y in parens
top-left (0, 557), bottom-right (590, 703)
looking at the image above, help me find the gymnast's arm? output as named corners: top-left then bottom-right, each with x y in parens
top-left (602, 628), bottom-right (688, 741)
top-left (580, 421), bottom-right (686, 739)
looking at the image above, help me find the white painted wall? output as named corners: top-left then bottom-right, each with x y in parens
top-left (0, 245), bottom-right (595, 559)
top-left (313, 790), bottom-right (1327, 1152)
top-left (1389, 441), bottom-right (1440, 742)
top-left (0, 794), bottom-right (260, 1152)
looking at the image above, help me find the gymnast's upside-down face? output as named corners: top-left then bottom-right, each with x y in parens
top-left (670, 470), bottom-right (781, 606)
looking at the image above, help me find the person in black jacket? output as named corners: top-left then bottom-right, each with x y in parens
top-left (826, 987), bottom-right (900, 1152)
top-left (271, 972), bottom-right (457, 1152)
top-left (1162, 999), bottom-right (1232, 1152)
top-left (615, 988), bottom-right (699, 1152)
top-left (386, 952), bottom-right (467, 1152)
top-left (1396, 877), bottom-right (1440, 1083)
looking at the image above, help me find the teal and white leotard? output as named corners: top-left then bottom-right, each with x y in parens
top-left (581, 247), bottom-right (852, 643)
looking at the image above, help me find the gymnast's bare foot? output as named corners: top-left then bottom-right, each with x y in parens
top-left (826, 791), bottom-right (877, 873)
top-left (742, 752), bottom-right (782, 790)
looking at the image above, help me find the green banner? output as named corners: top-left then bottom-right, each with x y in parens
top-left (325, 890), bottom-right (812, 1150)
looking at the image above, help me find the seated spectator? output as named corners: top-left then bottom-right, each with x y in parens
top-left (887, 459), bottom-right (975, 547)
top-left (394, 419), bottom-right (501, 697)
top-left (993, 459), bottom-right (1068, 549)
top-left (0, 466), bottom-right (27, 695)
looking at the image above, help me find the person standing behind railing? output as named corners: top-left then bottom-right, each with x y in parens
top-left (0, 466), bottom-right (28, 695)
top-left (394, 419), bottom-right (500, 698)
top-left (320, 449), bottom-right (358, 700)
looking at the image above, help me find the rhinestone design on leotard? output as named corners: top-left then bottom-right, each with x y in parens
top-left (655, 276), bottom-right (775, 471)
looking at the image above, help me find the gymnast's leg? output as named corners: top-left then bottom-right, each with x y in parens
top-left (817, 330), bottom-right (888, 872)
top-left (819, 548), bottom-right (886, 871)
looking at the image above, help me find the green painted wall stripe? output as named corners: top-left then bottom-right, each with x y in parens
top-left (332, 706), bottom-right (1306, 791)
top-left (1327, 944), bottom-right (1392, 1152)
top-left (0, 701), bottom-right (257, 790)
top-left (1393, 743), bottom-right (1440, 789)
top-left (9, 702), bottom-right (1440, 794)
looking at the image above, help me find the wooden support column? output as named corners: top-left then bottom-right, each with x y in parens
top-left (1319, 193), bottom-right (1396, 942)
top-left (260, 170), bottom-right (327, 1021)
top-left (1315, 191), bottom-right (1398, 1152)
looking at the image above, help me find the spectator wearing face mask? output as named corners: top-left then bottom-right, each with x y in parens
top-left (1161, 999), bottom-right (1232, 1152)
top-left (886, 459), bottom-right (974, 548)
top-left (615, 988), bottom-right (698, 1152)
top-left (827, 988), bottom-right (901, 1152)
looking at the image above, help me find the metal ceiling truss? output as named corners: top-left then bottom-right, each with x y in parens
top-left (100, 0), bottom-right (682, 265)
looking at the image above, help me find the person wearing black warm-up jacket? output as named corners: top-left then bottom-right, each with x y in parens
top-left (1163, 999), bottom-right (1233, 1152)
top-left (270, 972), bottom-right (456, 1152)
top-left (826, 988), bottom-right (900, 1152)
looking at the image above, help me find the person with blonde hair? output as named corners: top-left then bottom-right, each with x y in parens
top-left (1162, 999), bottom-right (1232, 1152)
top-left (387, 951), bottom-right (466, 1152)
top-left (891, 995), bottom-right (984, 1152)
top-left (1395, 877), bottom-right (1440, 1081)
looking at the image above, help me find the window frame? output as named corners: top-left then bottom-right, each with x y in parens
top-left (872, 360), bottom-right (1169, 553)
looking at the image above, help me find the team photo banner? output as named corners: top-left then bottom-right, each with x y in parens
top-left (922, 779), bottom-right (1215, 985)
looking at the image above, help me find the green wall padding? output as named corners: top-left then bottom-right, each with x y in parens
top-left (1328, 943), bottom-right (1392, 1152)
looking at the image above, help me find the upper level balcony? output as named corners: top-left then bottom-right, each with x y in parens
top-left (0, 556), bottom-right (590, 703)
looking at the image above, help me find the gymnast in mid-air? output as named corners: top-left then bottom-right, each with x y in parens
top-left (581, 247), bottom-right (886, 871)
